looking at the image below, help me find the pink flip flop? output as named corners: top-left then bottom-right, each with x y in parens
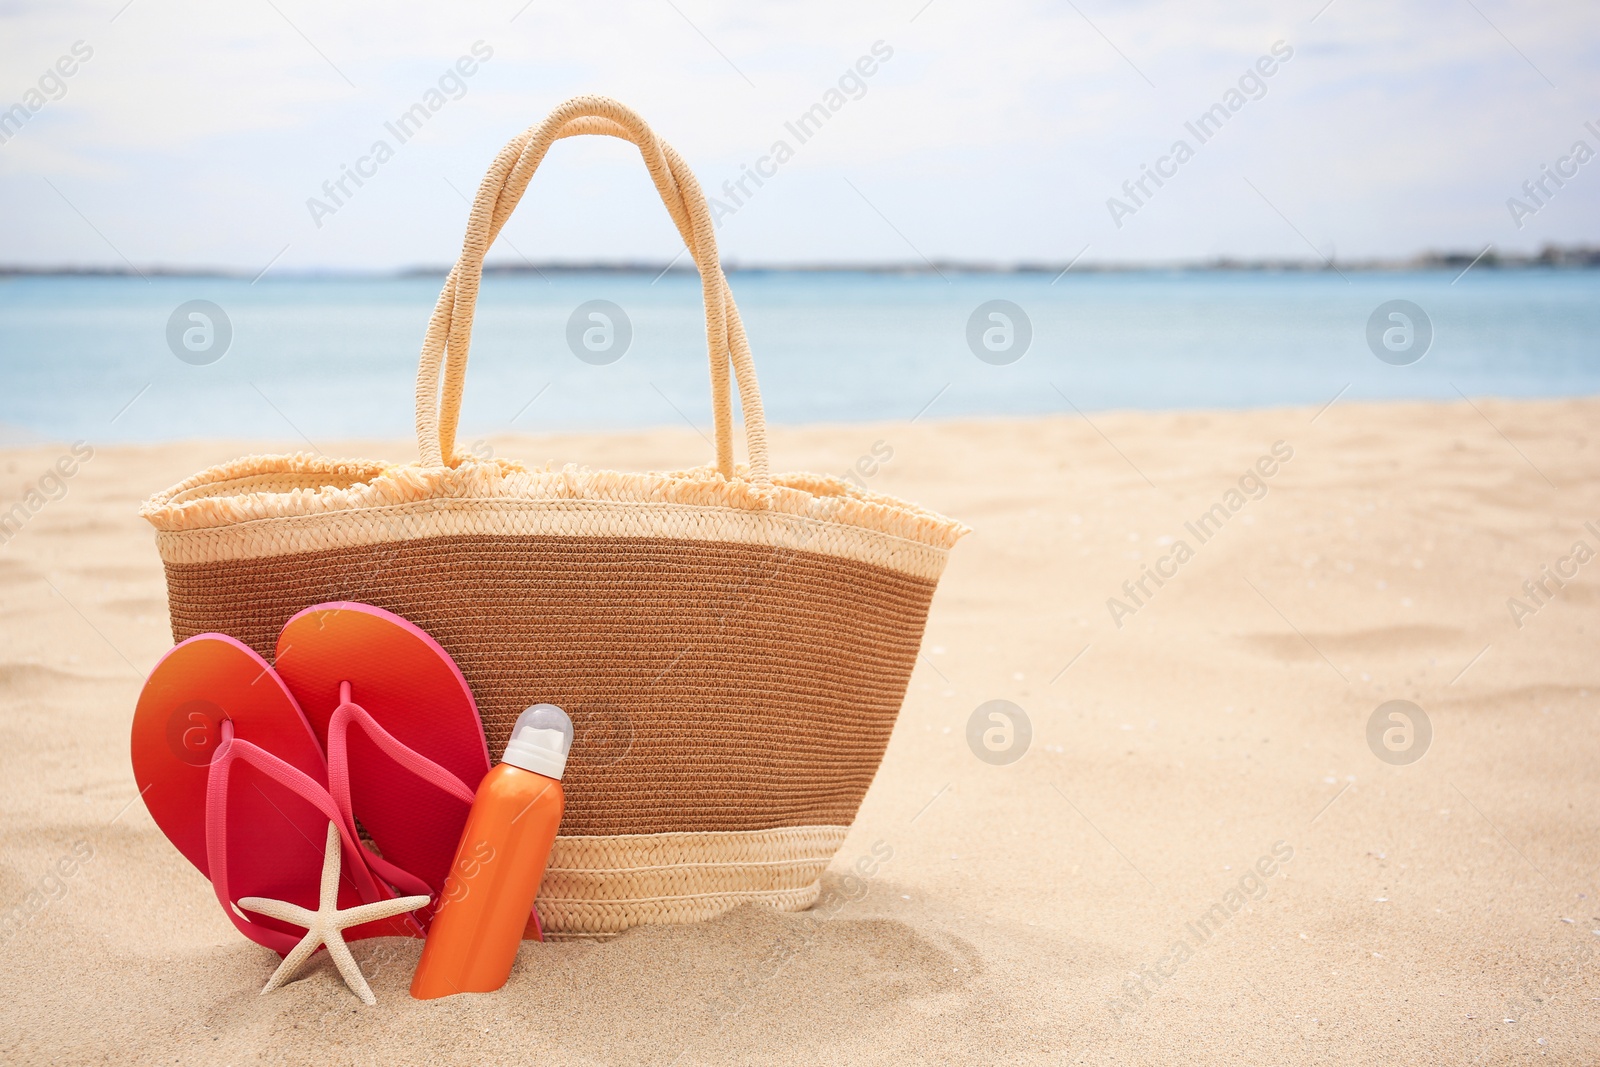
top-left (273, 603), bottom-right (540, 936)
top-left (131, 634), bottom-right (423, 953)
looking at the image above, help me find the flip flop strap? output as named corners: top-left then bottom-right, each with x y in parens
top-left (205, 721), bottom-right (371, 955)
top-left (324, 689), bottom-right (477, 899)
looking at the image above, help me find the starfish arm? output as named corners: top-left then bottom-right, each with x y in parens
top-left (320, 822), bottom-right (343, 912)
top-left (238, 896), bottom-right (318, 928)
top-left (249, 824), bottom-right (427, 1005)
top-left (322, 929), bottom-right (377, 1006)
top-left (336, 895), bottom-right (432, 928)
top-left (260, 927), bottom-right (326, 995)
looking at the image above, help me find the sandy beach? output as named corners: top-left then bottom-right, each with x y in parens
top-left (1, 397), bottom-right (1596, 1065)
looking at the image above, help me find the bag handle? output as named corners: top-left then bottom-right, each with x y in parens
top-left (414, 96), bottom-right (770, 486)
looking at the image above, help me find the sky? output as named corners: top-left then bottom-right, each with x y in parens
top-left (0, 0), bottom-right (1596, 271)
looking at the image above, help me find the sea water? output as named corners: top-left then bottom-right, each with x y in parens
top-left (0, 269), bottom-right (1595, 446)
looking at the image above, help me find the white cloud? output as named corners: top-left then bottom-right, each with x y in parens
top-left (1, 0), bottom-right (1596, 268)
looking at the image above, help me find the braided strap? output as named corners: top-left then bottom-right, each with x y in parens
top-left (415, 96), bottom-right (770, 486)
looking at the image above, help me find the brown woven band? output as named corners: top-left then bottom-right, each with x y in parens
top-left (162, 533), bottom-right (938, 836)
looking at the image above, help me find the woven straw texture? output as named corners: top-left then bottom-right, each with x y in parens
top-left (537, 826), bottom-right (848, 939)
top-left (141, 96), bottom-right (966, 937)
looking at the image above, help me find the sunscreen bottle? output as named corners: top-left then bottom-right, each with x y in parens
top-left (410, 704), bottom-right (570, 999)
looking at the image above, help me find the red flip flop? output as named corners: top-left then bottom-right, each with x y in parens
top-left (131, 635), bottom-right (422, 953)
top-left (273, 603), bottom-right (540, 936)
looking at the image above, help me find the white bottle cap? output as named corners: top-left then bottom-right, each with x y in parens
top-left (500, 704), bottom-right (572, 780)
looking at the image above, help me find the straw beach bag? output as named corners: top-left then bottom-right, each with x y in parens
top-left (141, 96), bottom-right (966, 939)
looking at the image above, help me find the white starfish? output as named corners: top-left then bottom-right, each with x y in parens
top-left (238, 821), bottom-right (429, 1005)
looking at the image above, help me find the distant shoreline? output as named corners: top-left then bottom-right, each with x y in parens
top-left (2, 245), bottom-right (1597, 280)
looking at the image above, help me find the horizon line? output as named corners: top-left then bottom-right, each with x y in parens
top-left (2, 243), bottom-right (1597, 279)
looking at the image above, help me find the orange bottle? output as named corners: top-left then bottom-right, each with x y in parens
top-left (410, 704), bottom-right (571, 999)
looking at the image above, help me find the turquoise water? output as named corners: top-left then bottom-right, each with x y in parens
top-left (0, 270), bottom-right (1595, 445)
